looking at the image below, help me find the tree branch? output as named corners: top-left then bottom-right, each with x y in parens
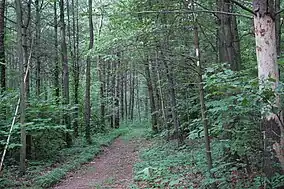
top-left (229, 0), bottom-right (256, 16)
top-left (129, 10), bottom-right (252, 19)
top-left (275, 9), bottom-right (284, 16)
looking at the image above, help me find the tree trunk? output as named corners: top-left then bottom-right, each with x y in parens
top-left (128, 71), bottom-right (133, 120)
top-left (253, 0), bottom-right (284, 177)
top-left (72, 0), bottom-right (79, 137)
top-left (99, 57), bottom-right (106, 125)
top-left (120, 73), bottom-right (124, 120)
top-left (275, 0), bottom-right (281, 57)
top-left (114, 53), bottom-right (120, 128)
top-left (193, 5), bottom-right (217, 188)
top-left (156, 61), bottom-right (167, 131)
top-left (54, 0), bottom-right (59, 101)
top-left (59, 0), bottom-right (72, 147)
top-left (130, 70), bottom-right (135, 120)
top-left (15, 0), bottom-right (26, 176)
top-left (217, 0), bottom-right (241, 70)
top-left (0, 0), bottom-right (5, 94)
top-left (0, 0), bottom-right (6, 122)
top-left (23, 0), bottom-right (31, 99)
top-left (85, 0), bottom-right (94, 144)
top-left (145, 59), bottom-right (158, 133)
top-left (136, 72), bottom-right (141, 121)
top-left (124, 72), bottom-right (128, 119)
top-left (163, 57), bottom-right (183, 144)
top-left (35, 0), bottom-right (41, 97)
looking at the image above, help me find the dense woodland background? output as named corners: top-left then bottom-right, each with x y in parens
top-left (0, 0), bottom-right (284, 188)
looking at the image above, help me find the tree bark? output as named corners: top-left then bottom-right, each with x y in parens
top-left (145, 59), bottom-right (158, 133)
top-left (275, 0), bottom-right (281, 57)
top-left (253, 0), bottom-right (284, 177)
top-left (114, 53), bottom-right (120, 128)
top-left (163, 57), bottom-right (183, 144)
top-left (217, 0), bottom-right (241, 70)
top-left (59, 0), bottom-right (72, 147)
top-left (120, 72), bottom-right (124, 120)
top-left (124, 72), bottom-right (128, 119)
top-left (35, 0), bottom-right (41, 97)
top-left (85, 0), bottom-right (94, 143)
top-left (0, 0), bottom-right (5, 93)
top-left (72, 0), bottom-right (79, 137)
top-left (15, 0), bottom-right (26, 176)
top-left (54, 0), bottom-right (59, 101)
top-left (130, 70), bottom-right (135, 120)
top-left (193, 5), bottom-right (217, 188)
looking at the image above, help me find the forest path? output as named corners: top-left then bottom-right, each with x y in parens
top-left (52, 137), bottom-right (147, 189)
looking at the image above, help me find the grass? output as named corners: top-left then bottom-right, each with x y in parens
top-left (0, 127), bottom-right (129, 189)
top-left (0, 120), bottom-right (151, 189)
top-left (33, 128), bottom-right (127, 188)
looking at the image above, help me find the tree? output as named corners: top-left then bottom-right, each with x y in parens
top-left (72, 0), bottom-right (79, 137)
top-left (144, 58), bottom-right (158, 133)
top-left (35, 0), bottom-right (41, 97)
top-left (253, 0), bottom-right (284, 176)
top-left (85, 0), bottom-right (94, 144)
top-left (54, 0), bottom-right (59, 100)
top-left (193, 5), bottom-right (217, 188)
top-left (0, 0), bottom-right (5, 94)
top-left (217, 0), bottom-right (241, 70)
top-left (59, 0), bottom-right (72, 147)
top-left (15, 0), bottom-right (26, 176)
top-left (275, 0), bottom-right (281, 57)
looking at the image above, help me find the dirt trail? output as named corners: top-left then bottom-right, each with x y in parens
top-left (53, 138), bottom-right (145, 189)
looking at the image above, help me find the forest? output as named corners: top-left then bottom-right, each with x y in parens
top-left (0, 0), bottom-right (284, 188)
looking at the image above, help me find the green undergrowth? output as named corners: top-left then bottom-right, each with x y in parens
top-left (120, 120), bottom-right (152, 141)
top-left (131, 138), bottom-right (208, 189)
top-left (131, 137), bottom-right (274, 189)
top-left (0, 127), bottom-right (130, 189)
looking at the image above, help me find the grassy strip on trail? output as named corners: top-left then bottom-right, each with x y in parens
top-left (0, 127), bottom-right (129, 189)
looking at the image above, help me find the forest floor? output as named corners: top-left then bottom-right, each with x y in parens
top-left (52, 137), bottom-right (151, 189)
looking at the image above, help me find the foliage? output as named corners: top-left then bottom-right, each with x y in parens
top-left (0, 127), bottom-right (127, 188)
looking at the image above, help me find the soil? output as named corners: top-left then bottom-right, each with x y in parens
top-left (52, 138), bottom-right (147, 189)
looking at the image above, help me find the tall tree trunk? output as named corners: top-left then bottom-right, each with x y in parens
top-left (145, 59), bottom-right (158, 133)
top-left (0, 0), bottom-right (6, 122)
top-left (23, 0), bottom-right (31, 99)
top-left (156, 61), bottom-right (167, 131)
top-left (193, 4), bottom-right (217, 188)
top-left (72, 0), bottom-right (79, 137)
top-left (97, 13), bottom-right (105, 125)
top-left (99, 57), bottom-right (105, 125)
top-left (136, 72), bottom-right (141, 121)
top-left (15, 0), bottom-right (26, 176)
top-left (35, 0), bottom-right (41, 97)
top-left (85, 0), bottom-right (94, 144)
top-left (231, 14), bottom-right (241, 68)
top-left (253, 0), bottom-right (284, 177)
top-left (24, 0), bottom-right (32, 160)
top-left (128, 71), bottom-right (133, 119)
top-left (120, 73), bottom-right (124, 120)
top-left (124, 72), bottom-right (128, 119)
top-left (54, 0), bottom-right (59, 101)
top-left (163, 58), bottom-right (183, 144)
top-left (0, 0), bottom-right (5, 94)
top-left (130, 70), bottom-right (135, 120)
top-left (217, 0), bottom-right (241, 70)
top-left (114, 53), bottom-right (120, 128)
top-left (59, 0), bottom-right (72, 147)
top-left (275, 0), bottom-right (281, 57)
